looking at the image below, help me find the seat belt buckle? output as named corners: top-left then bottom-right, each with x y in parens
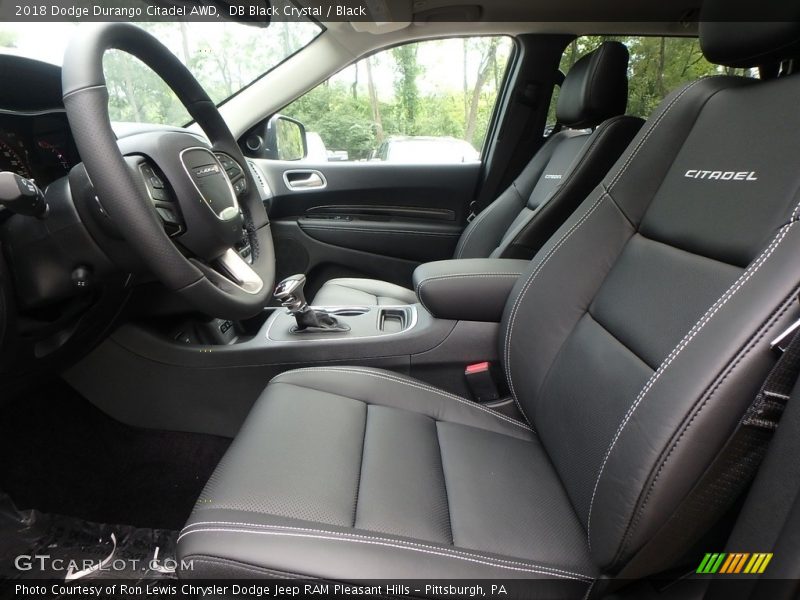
top-left (465, 362), bottom-right (500, 403)
top-left (466, 201), bottom-right (478, 223)
top-left (770, 317), bottom-right (800, 354)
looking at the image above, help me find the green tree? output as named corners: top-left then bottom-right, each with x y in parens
top-left (391, 45), bottom-right (422, 135)
top-left (464, 37), bottom-right (501, 147)
top-left (282, 37), bottom-right (514, 160)
top-left (548, 35), bottom-right (736, 125)
top-left (100, 21), bottom-right (319, 126)
top-left (365, 56), bottom-right (384, 144)
top-left (285, 81), bottom-right (378, 160)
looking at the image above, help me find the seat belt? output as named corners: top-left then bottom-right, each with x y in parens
top-left (601, 309), bottom-right (800, 589)
top-left (703, 370), bottom-right (800, 600)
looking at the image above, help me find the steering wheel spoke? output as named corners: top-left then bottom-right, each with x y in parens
top-left (214, 248), bottom-right (264, 295)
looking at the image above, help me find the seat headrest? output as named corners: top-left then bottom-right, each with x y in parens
top-left (556, 41), bottom-right (629, 129)
top-left (700, 0), bottom-right (800, 68)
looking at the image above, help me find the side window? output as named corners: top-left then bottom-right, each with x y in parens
top-left (282, 37), bottom-right (514, 163)
top-left (547, 36), bottom-right (755, 126)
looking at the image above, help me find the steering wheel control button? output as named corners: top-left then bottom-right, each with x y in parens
top-left (155, 207), bottom-right (183, 237)
top-left (139, 163), bottom-right (172, 204)
top-left (215, 152), bottom-right (247, 196)
top-left (216, 153), bottom-right (244, 178)
top-left (156, 207), bottom-right (178, 224)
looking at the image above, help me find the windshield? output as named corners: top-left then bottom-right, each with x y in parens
top-left (0, 16), bottom-right (322, 126)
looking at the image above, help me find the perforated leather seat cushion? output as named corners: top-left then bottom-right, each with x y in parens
top-left (178, 367), bottom-right (596, 592)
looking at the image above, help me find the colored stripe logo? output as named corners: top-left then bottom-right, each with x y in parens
top-left (697, 553), bottom-right (773, 574)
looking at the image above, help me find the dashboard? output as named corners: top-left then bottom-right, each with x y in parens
top-left (0, 111), bottom-right (79, 189)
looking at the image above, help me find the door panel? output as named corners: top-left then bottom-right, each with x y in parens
top-left (264, 160), bottom-right (479, 221)
top-left (256, 159), bottom-right (479, 294)
top-left (240, 36), bottom-right (517, 298)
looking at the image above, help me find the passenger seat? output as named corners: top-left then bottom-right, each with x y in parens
top-left (314, 41), bottom-right (644, 307)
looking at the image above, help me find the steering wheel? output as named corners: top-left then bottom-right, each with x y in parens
top-left (61, 23), bottom-right (275, 319)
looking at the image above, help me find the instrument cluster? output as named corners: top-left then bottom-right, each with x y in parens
top-left (0, 111), bottom-right (78, 188)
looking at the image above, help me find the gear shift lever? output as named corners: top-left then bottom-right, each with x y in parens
top-left (274, 274), bottom-right (309, 314)
top-left (274, 274), bottom-right (349, 333)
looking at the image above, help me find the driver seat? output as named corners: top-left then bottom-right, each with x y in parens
top-left (312, 41), bottom-right (642, 307)
top-left (178, 15), bottom-right (800, 593)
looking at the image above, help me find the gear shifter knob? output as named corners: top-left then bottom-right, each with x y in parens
top-left (274, 274), bottom-right (308, 314)
top-left (273, 274), bottom-right (349, 334)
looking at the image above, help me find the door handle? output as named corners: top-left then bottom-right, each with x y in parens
top-left (283, 170), bottom-right (327, 191)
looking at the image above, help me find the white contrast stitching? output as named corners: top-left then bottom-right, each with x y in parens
top-left (181, 528), bottom-right (586, 579)
top-left (496, 123), bottom-right (619, 259)
top-left (457, 131), bottom-right (586, 259)
top-left (497, 122), bottom-right (614, 257)
top-left (179, 523), bottom-right (593, 580)
top-left (272, 367), bottom-right (532, 432)
top-left (456, 195), bottom-right (503, 258)
top-left (502, 79), bottom-right (709, 428)
top-left (585, 220), bottom-right (797, 549)
top-left (503, 193), bottom-right (607, 423)
top-left (179, 521), bottom-right (587, 576)
top-left (415, 273), bottom-right (524, 315)
top-left (616, 287), bottom-right (800, 563)
top-left (606, 79), bottom-right (705, 191)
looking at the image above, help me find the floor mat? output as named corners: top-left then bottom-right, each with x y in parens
top-left (0, 379), bottom-right (230, 531)
top-left (0, 492), bottom-right (177, 583)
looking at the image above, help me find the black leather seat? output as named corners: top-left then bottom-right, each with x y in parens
top-left (179, 367), bottom-right (595, 592)
top-left (313, 41), bottom-right (643, 307)
top-left (179, 15), bottom-right (800, 595)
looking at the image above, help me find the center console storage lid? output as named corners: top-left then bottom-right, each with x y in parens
top-left (413, 258), bottom-right (530, 322)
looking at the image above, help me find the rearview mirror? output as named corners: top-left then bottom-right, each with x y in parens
top-left (264, 115), bottom-right (307, 161)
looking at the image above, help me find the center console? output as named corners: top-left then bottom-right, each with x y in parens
top-left (65, 259), bottom-right (532, 438)
top-left (266, 305), bottom-right (417, 342)
top-left (268, 272), bottom-right (418, 341)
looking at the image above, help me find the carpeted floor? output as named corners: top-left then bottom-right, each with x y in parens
top-left (0, 492), bottom-right (178, 581)
top-left (0, 379), bottom-right (230, 531)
